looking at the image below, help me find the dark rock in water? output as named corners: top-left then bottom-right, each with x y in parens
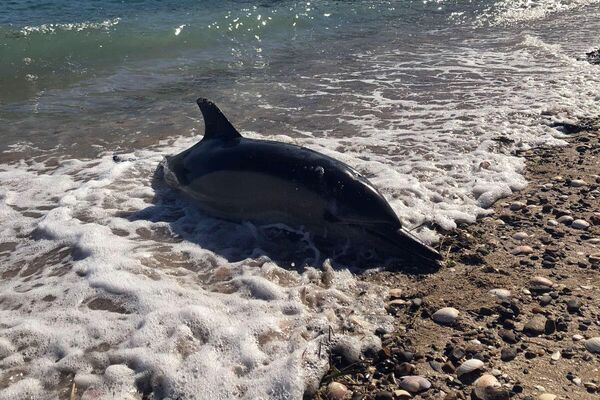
top-left (587, 49), bottom-right (600, 65)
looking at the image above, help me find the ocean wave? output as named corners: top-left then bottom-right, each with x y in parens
top-left (17, 18), bottom-right (121, 36)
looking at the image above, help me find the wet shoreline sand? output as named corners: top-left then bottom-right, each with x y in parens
top-left (318, 126), bottom-right (600, 400)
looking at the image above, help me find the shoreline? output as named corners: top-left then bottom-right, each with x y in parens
top-left (317, 128), bottom-right (600, 399)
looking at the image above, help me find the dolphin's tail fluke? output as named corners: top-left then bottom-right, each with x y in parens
top-left (366, 226), bottom-right (442, 265)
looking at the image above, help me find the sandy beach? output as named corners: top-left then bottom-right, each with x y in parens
top-left (317, 126), bottom-right (600, 399)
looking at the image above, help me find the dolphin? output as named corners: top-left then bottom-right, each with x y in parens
top-left (163, 98), bottom-right (442, 264)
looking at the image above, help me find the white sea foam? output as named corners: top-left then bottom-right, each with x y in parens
top-left (477, 0), bottom-right (600, 25)
top-left (0, 138), bottom-right (391, 399)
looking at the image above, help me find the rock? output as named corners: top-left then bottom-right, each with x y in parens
top-left (389, 288), bottom-right (403, 299)
top-left (584, 337), bottom-right (600, 354)
top-left (573, 334), bottom-right (584, 341)
top-left (512, 245), bottom-right (534, 255)
top-left (393, 390), bottom-right (411, 399)
top-left (589, 253), bottom-right (600, 264)
top-left (513, 232), bottom-right (529, 240)
top-left (557, 215), bottom-right (574, 225)
top-left (456, 359), bottom-right (484, 376)
top-left (566, 299), bottom-right (581, 313)
top-left (327, 382), bottom-right (348, 400)
top-left (501, 347), bottom-right (517, 362)
top-left (499, 329), bottom-right (518, 344)
top-left (570, 179), bottom-right (587, 187)
top-left (432, 307), bottom-right (459, 325)
top-left (551, 351), bottom-right (561, 361)
top-left (473, 374), bottom-right (509, 400)
top-left (571, 219), bottom-right (590, 230)
top-left (524, 315), bottom-right (547, 337)
top-left (398, 376), bottom-right (431, 393)
top-left (489, 289), bottom-right (511, 300)
top-left (510, 201), bottom-right (526, 211)
top-left (538, 394), bottom-right (557, 400)
top-left (548, 219), bottom-right (559, 226)
top-left (374, 391), bottom-right (394, 400)
top-left (530, 276), bottom-right (553, 288)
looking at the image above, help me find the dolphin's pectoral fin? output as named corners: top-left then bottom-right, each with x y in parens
top-left (196, 98), bottom-right (242, 141)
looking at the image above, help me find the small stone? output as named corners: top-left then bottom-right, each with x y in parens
top-left (550, 351), bottom-right (561, 361)
top-left (571, 219), bottom-right (590, 230)
top-left (374, 391), bottom-right (394, 400)
top-left (489, 289), bottom-right (511, 300)
top-left (573, 334), bottom-right (584, 341)
top-left (584, 337), bottom-right (600, 354)
top-left (524, 315), bottom-right (547, 337)
top-left (557, 215), bottom-right (574, 225)
top-left (432, 307), bottom-right (459, 325)
top-left (456, 359), bottom-right (484, 376)
top-left (570, 179), bottom-right (587, 187)
top-left (510, 201), bottom-right (526, 211)
top-left (473, 374), bottom-right (509, 400)
top-left (389, 288), bottom-right (403, 299)
top-left (398, 376), bottom-right (431, 393)
top-left (548, 219), bottom-right (559, 226)
top-left (573, 377), bottom-right (582, 386)
top-left (394, 390), bottom-right (411, 399)
top-left (566, 299), bottom-right (581, 313)
top-left (327, 382), bottom-right (348, 400)
top-left (538, 394), bottom-right (557, 400)
top-left (500, 347), bottom-right (517, 362)
top-left (530, 276), bottom-right (553, 287)
top-left (499, 329), bottom-right (518, 344)
top-left (512, 245), bottom-right (534, 255)
top-left (513, 232), bottom-right (529, 241)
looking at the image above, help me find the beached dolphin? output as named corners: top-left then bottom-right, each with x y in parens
top-left (163, 98), bottom-right (441, 264)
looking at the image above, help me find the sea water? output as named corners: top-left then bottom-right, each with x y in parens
top-left (1, 1), bottom-right (599, 398)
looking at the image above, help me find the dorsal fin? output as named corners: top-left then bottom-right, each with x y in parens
top-left (196, 98), bottom-right (242, 141)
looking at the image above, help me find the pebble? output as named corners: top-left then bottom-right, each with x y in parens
top-left (393, 390), bottom-right (411, 399)
top-left (432, 307), bottom-right (459, 325)
top-left (489, 288), bottom-right (511, 300)
top-left (570, 179), bottom-right (587, 187)
top-left (557, 215), bottom-right (574, 225)
top-left (398, 376), bottom-right (431, 393)
top-left (473, 374), bottom-right (507, 400)
top-left (456, 359), bottom-right (484, 376)
top-left (524, 315), bottom-right (548, 336)
top-left (550, 351), bottom-right (561, 361)
top-left (589, 253), bottom-right (600, 264)
top-left (374, 391), bottom-right (394, 400)
top-left (573, 334), bottom-right (584, 341)
top-left (566, 299), bottom-right (581, 313)
top-left (501, 347), bottom-right (517, 362)
top-left (389, 288), bottom-right (403, 299)
top-left (538, 394), bottom-right (557, 400)
top-left (327, 382), bottom-right (348, 400)
top-left (548, 219), bottom-right (559, 226)
top-left (571, 219), bottom-right (590, 230)
top-left (513, 232), bottom-right (529, 240)
top-left (510, 201), bottom-right (526, 211)
top-left (530, 276), bottom-right (553, 287)
top-left (584, 337), bottom-right (600, 354)
top-left (512, 245), bottom-right (534, 255)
